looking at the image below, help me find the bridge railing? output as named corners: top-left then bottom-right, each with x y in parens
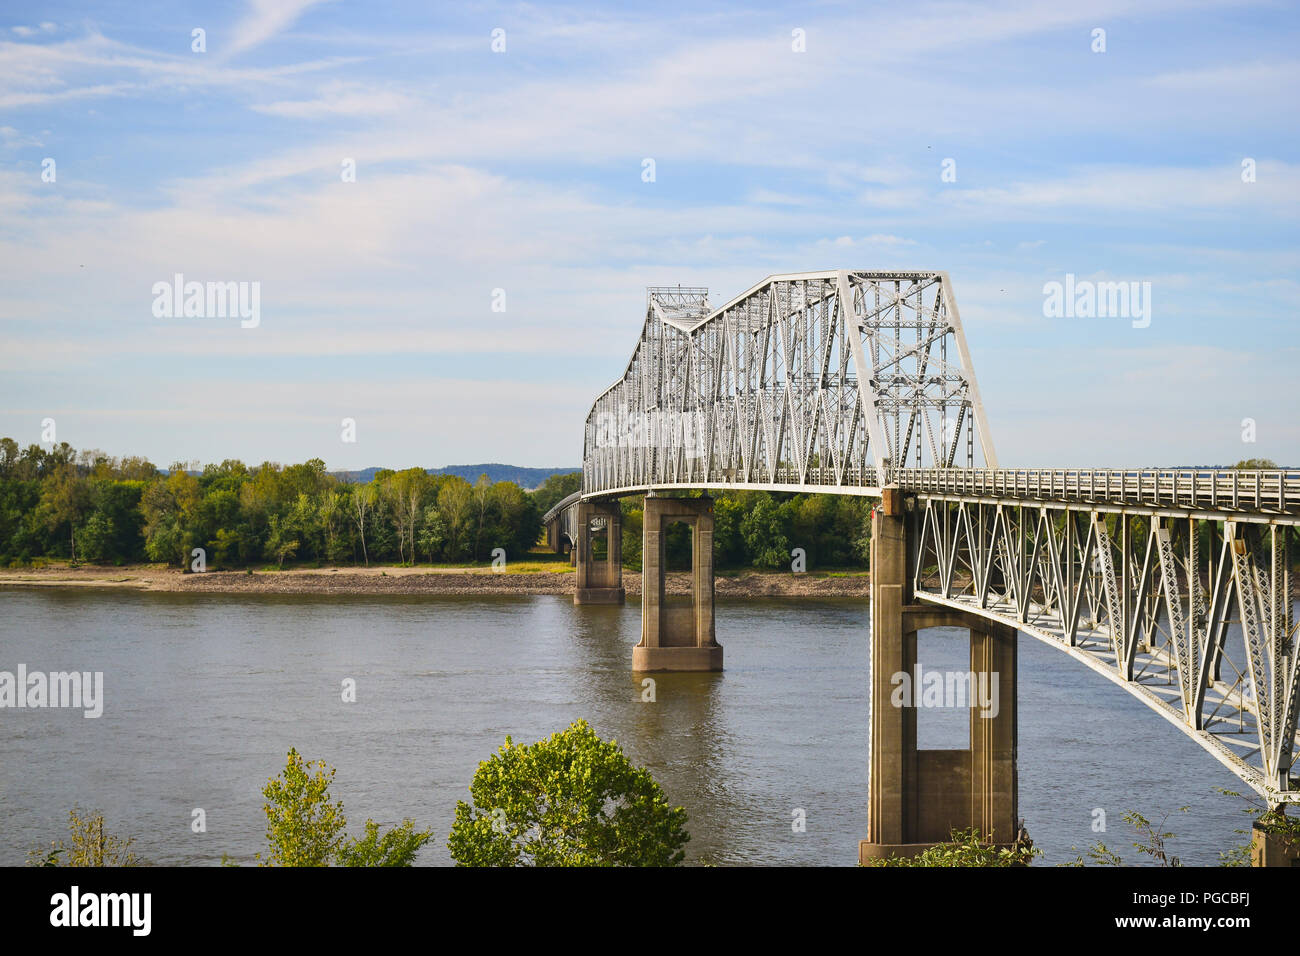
top-left (541, 490), bottom-right (583, 527)
top-left (569, 466), bottom-right (1300, 516)
top-left (897, 468), bottom-right (1300, 515)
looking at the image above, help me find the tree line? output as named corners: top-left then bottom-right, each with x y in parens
top-left (0, 439), bottom-right (544, 569)
top-left (0, 439), bottom-right (876, 571)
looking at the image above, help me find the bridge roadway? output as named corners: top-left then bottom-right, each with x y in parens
top-left (540, 272), bottom-right (1300, 860)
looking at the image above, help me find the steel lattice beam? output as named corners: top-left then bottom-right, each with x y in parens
top-left (912, 497), bottom-right (1300, 805)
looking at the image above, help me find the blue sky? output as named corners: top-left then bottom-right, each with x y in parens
top-left (1, 0), bottom-right (1296, 469)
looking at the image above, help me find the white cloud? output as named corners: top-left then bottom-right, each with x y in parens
top-left (252, 82), bottom-right (419, 117)
top-left (223, 0), bottom-right (334, 59)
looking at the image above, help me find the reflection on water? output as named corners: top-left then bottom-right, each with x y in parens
top-left (0, 588), bottom-right (1248, 865)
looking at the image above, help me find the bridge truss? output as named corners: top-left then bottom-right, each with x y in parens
top-left (912, 490), bottom-right (1299, 804)
top-left (582, 271), bottom-right (996, 497)
top-left (548, 270), bottom-right (1300, 805)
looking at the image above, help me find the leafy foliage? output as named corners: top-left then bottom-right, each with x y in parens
top-left (28, 808), bottom-right (140, 867)
top-left (532, 471), bottom-right (582, 517)
top-left (1, 440), bottom-right (877, 573)
top-left (862, 827), bottom-right (1038, 867)
top-left (448, 719), bottom-right (690, 867)
top-left (1062, 807), bottom-right (1188, 866)
top-left (258, 748), bottom-right (431, 867)
top-left (0, 441), bottom-right (543, 569)
top-left (259, 748), bottom-right (347, 866)
top-left (1215, 787), bottom-right (1300, 866)
top-left (336, 819), bottom-right (434, 867)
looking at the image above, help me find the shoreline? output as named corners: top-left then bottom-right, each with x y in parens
top-left (0, 564), bottom-right (870, 598)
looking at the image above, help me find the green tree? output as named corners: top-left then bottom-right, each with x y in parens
top-left (350, 482), bottom-right (378, 565)
top-left (531, 471), bottom-right (581, 516)
top-left (258, 748), bottom-right (431, 867)
top-left (620, 500), bottom-right (643, 571)
top-left (447, 719), bottom-right (689, 867)
top-left (739, 493), bottom-right (793, 569)
top-left (417, 504), bottom-right (447, 562)
top-left (470, 473), bottom-right (494, 560)
top-left (76, 512), bottom-right (116, 563)
top-left (381, 468), bottom-right (430, 565)
top-left (259, 748), bottom-right (346, 866)
top-left (84, 479), bottom-right (146, 563)
top-left (265, 514), bottom-right (300, 568)
top-left (438, 476), bottom-right (473, 560)
top-left (140, 467), bottom-right (201, 566)
top-left (487, 480), bottom-right (541, 559)
top-left (36, 463), bottom-right (91, 561)
top-left (319, 489), bottom-right (349, 563)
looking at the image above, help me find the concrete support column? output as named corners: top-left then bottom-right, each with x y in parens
top-left (632, 495), bottom-right (722, 672)
top-left (867, 488), bottom-right (911, 848)
top-left (970, 621), bottom-right (1018, 845)
top-left (574, 500), bottom-right (625, 605)
top-left (860, 487), bottom-right (1021, 863)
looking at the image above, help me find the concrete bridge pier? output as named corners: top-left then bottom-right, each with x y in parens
top-left (633, 495), bottom-right (723, 672)
top-left (860, 488), bottom-right (1019, 863)
top-left (573, 500), bottom-right (625, 605)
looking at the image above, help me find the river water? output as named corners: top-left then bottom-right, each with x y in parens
top-left (0, 588), bottom-right (1252, 866)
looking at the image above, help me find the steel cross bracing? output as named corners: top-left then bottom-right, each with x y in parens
top-left (911, 496), bottom-right (1300, 804)
top-left (580, 271), bottom-right (997, 498)
top-left (542, 270), bottom-right (1300, 805)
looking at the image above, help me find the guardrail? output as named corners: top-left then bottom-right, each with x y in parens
top-left (557, 468), bottom-right (1300, 518)
top-left (896, 468), bottom-right (1300, 515)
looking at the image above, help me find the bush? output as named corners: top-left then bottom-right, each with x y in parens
top-left (863, 827), bottom-right (1037, 867)
top-left (28, 808), bottom-right (140, 867)
top-left (448, 719), bottom-right (689, 866)
top-left (257, 748), bottom-right (431, 867)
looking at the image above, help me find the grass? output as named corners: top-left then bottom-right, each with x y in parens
top-left (715, 565), bottom-right (869, 578)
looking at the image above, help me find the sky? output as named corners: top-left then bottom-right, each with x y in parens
top-left (0, 0), bottom-right (1296, 470)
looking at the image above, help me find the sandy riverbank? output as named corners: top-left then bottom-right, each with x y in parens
top-left (0, 563), bottom-right (869, 598)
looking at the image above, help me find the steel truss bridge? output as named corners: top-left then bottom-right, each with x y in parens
top-left (545, 271), bottom-right (1300, 806)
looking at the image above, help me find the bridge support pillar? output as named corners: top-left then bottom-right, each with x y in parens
top-left (633, 495), bottom-right (722, 672)
top-left (1251, 819), bottom-right (1300, 866)
top-left (573, 501), bottom-right (625, 605)
top-left (860, 488), bottom-right (1020, 863)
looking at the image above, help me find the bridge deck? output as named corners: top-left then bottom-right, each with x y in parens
top-left (545, 468), bottom-right (1300, 524)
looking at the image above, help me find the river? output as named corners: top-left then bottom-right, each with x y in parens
top-left (0, 588), bottom-right (1250, 866)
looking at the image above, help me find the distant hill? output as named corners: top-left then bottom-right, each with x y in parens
top-left (332, 463), bottom-right (579, 490)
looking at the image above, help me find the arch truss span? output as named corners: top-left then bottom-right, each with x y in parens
top-left (911, 494), bottom-right (1300, 805)
top-left (581, 271), bottom-right (998, 497)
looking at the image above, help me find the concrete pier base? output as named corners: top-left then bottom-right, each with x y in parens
top-left (573, 500), bottom-right (624, 606)
top-left (859, 488), bottom-right (1019, 864)
top-left (632, 644), bottom-right (724, 672)
top-left (633, 495), bottom-right (722, 672)
top-left (1251, 820), bottom-right (1300, 866)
